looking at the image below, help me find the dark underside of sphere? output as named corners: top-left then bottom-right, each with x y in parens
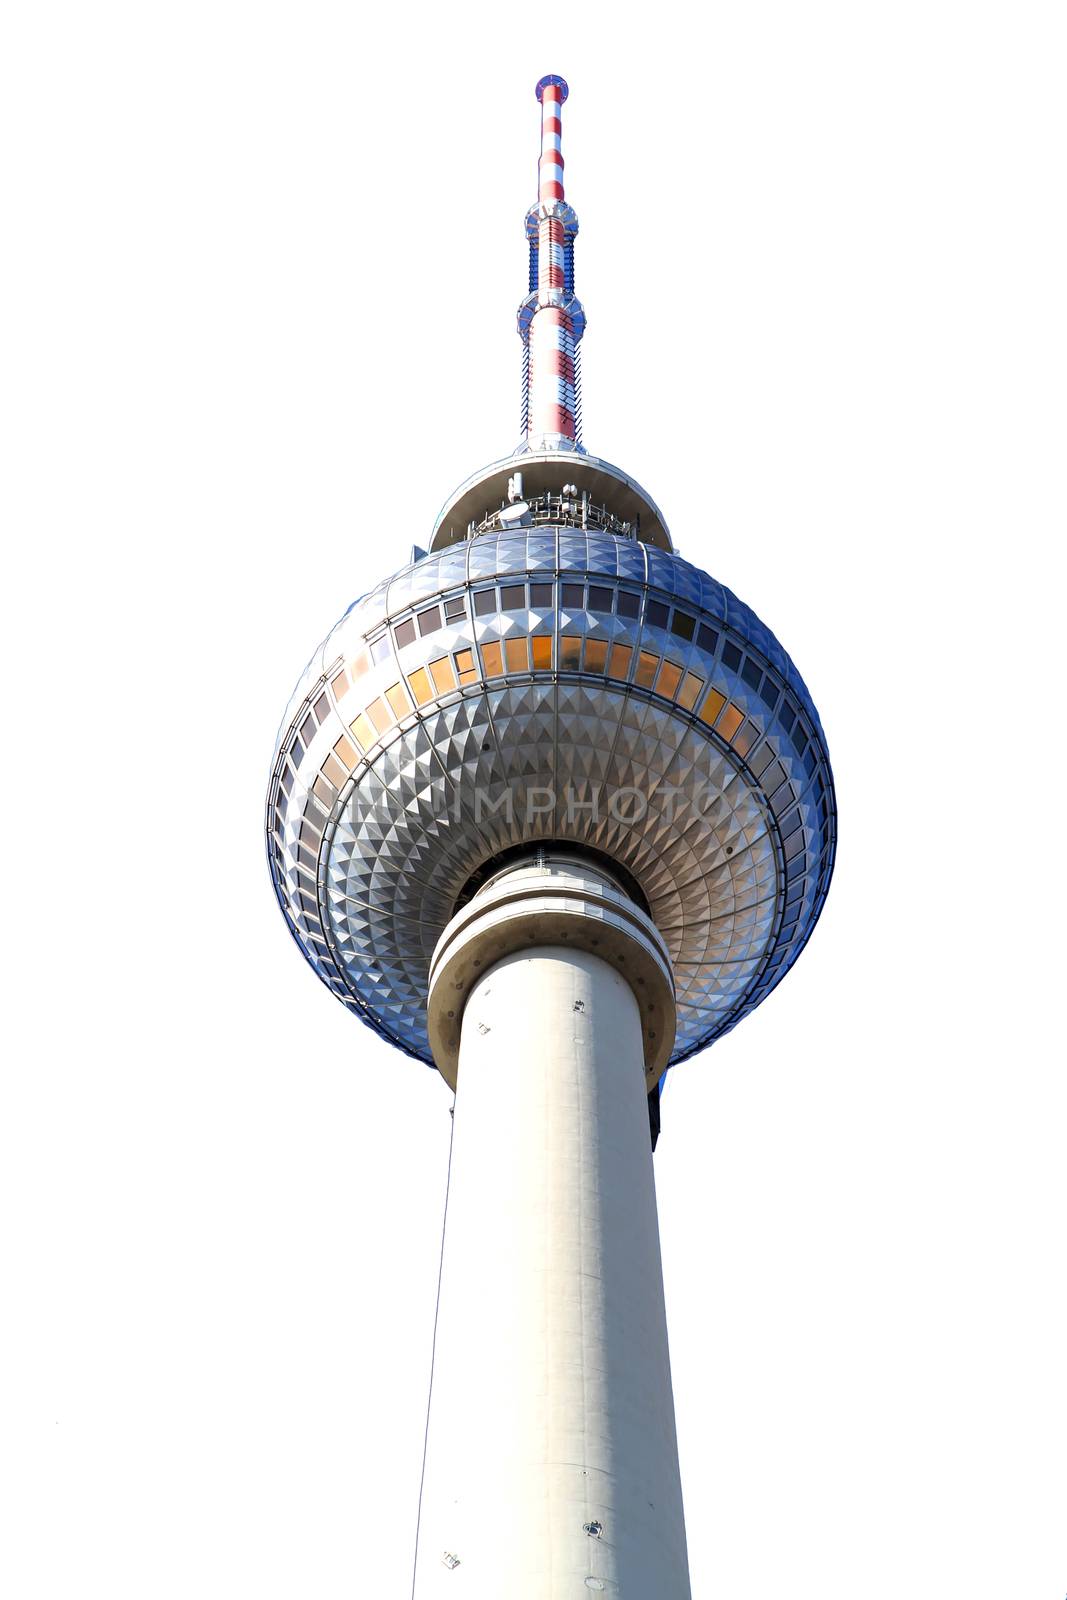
top-left (266, 529), bottom-right (836, 1069)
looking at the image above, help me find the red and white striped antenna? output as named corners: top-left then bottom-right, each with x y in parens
top-left (518, 75), bottom-right (586, 452)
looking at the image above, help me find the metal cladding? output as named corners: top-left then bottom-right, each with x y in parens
top-left (265, 76), bottom-right (838, 1078)
top-left (520, 75), bottom-right (584, 449)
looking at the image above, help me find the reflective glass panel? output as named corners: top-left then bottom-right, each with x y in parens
top-left (366, 697), bottom-right (391, 733)
top-left (531, 634), bottom-right (552, 669)
top-left (657, 661), bottom-right (683, 699)
top-left (678, 671), bottom-right (703, 710)
top-left (481, 640), bottom-right (504, 676)
top-left (429, 657), bottom-right (455, 693)
top-left (559, 634), bottom-right (582, 669)
top-left (635, 650), bottom-right (659, 688)
top-left (454, 648), bottom-right (477, 684)
top-left (584, 638), bottom-right (608, 673)
top-left (718, 703), bottom-right (744, 741)
top-left (350, 713), bottom-right (374, 749)
top-left (323, 753), bottom-right (347, 788)
top-left (699, 688), bottom-right (726, 726)
top-left (408, 667), bottom-right (432, 706)
top-left (385, 682), bottom-right (409, 719)
top-left (505, 636), bottom-right (529, 672)
top-left (607, 643), bottom-right (633, 679)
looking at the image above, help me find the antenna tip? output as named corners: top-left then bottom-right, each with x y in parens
top-left (535, 74), bottom-right (569, 104)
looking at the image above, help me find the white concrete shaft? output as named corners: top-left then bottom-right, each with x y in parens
top-left (413, 944), bottom-right (691, 1598)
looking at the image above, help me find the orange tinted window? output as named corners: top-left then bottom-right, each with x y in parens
top-left (607, 643), bottom-right (633, 680)
top-left (385, 681), bottom-right (410, 719)
top-left (732, 720), bottom-right (755, 756)
top-left (350, 650), bottom-right (370, 681)
top-left (678, 671), bottom-right (703, 710)
top-left (430, 656), bottom-right (455, 693)
top-left (455, 648), bottom-right (477, 684)
top-left (657, 661), bottom-right (682, 699)
top-left (584, 638), bottom-right (608, 673)
top-left (332, 734), bottom-right (357, 768)
top-left (323, 753), bottom-right (347, 788)
top-left (531, 634), bottom-right (552, 670)
top-left (331, 668), bottom-right (348, 697)
top-left (635, 650), bottom-right (659, 689)
top-left (365, 697), bottom-right (391, 733)
top-left (408, 667), bottom-right (433, 706)
top-left (699, 688), bottom-right (726, 727)
top-left (505, 636), bottom-right (528, 672)
top-left (481, 640), bottom-right (504, 677)
top-left (718, 702), bottom-right (744, 741)
top-left (559, 634), bottom-right (582, 669)
top-left (350, 713), bottom-right (374, 749)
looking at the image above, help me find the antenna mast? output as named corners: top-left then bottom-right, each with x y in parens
top-left (519, 75), bottom-right (586, 451)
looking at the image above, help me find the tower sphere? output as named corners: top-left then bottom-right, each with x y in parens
top-left (266, 88), bottom-right (836, 1076)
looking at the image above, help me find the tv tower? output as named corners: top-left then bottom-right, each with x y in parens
top-left (267, 75), bottom-right (836, 1598)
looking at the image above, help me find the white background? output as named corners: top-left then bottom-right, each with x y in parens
top-left (2, 3), bottom-right (1065, 1596)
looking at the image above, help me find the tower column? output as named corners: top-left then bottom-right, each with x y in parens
top-left (416, 857), bottom-right (691, 1599)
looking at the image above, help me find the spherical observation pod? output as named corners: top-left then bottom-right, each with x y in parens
top-left (265, 512), bottom-right (837, 1072)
